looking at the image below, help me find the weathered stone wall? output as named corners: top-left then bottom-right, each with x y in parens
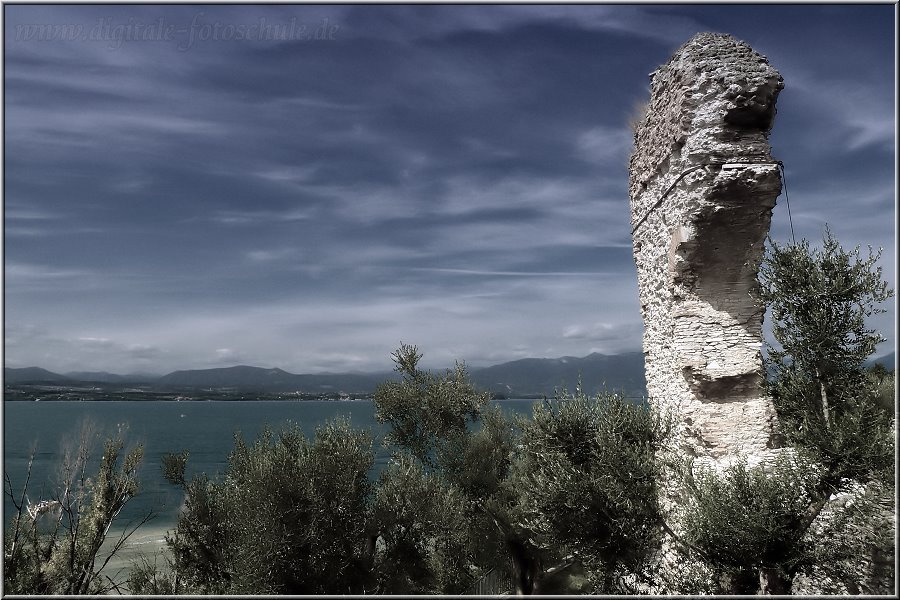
top-left (629, 33), bottom-right (783, 465)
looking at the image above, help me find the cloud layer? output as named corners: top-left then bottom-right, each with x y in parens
top-left (3, 4), bottom-right (895, 374)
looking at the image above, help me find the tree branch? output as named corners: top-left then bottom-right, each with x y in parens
top-left (659, 519), bottom-right (713, 564)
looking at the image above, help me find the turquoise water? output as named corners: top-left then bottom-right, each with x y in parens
top-left (3, 399), bottom-right (537, 530)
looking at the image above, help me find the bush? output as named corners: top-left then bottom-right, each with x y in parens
top-left (512, 389), bottom-right (668, 592)
top-left (681, 454), bottom-right (820, 593)
top-left (3, 422), bottom-right (148, 594)
top-left (164, 419), bottom-right (375, 594)
top-left (371, 453), bottom-right (473, 593)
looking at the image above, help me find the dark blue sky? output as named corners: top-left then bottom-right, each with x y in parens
top-left (3, 4), bottom-right (896, 374)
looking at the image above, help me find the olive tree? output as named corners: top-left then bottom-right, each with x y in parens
top-left (158, 419), bottom-right (376, 594)
top-left (370, 453), bottom-right (473, 594)
top-left (679, 231), bottom-right (895, 594)
top-left (374, 345), bottom-right (670, 595)
top-left (680, 454), bottom-right (822, 593)
top-left (511, 389), bottom-right (669, 593)
top-left (761, 229), bottom-right (894, 484)
top-left (374, 343), bottom-right (490, 469)
top-left (3, 422), bottom-right (150, 594)
top-left (371, 344), bottom-right (493, 592)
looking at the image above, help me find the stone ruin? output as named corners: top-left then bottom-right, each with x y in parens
top-left (628, 32), bottom-right (783, 466)
top-left (627, 33), bottom-right (894, 595)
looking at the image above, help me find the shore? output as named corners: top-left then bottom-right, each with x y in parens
top-left (98, 522), bottom-right (173, 589)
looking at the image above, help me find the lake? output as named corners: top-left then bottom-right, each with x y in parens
top-left (3, 399), bottom-right (539, 532)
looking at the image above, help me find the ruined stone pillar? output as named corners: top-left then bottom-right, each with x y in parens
top-left (629, 33), bottom-right (783, 465)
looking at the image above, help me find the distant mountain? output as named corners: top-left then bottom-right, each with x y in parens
top-left (5, 352), bottom-right (647, 397)
top-left (152, 355), bottom-right (646, 396)
top-left (288, 372), bottom-right (399, 393)
top-left (11, 348), bottom-right (895, 397)
top-left (470, 352), bottom-right (646, 398)
top-left (64, 371), bottom-right (147, 384)
top-left (154, 365), bottom-right (396, 393)
top-left (156, 366), bottom-right (297, 389)
top-left (4, 367), bottom-right (72, 384)
top-left (867, 351), bottom-right (896, 370)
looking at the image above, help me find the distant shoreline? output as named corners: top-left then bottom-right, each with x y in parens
top-left (3, 398), bottom-right (549, 402)
top-left (3, 390), bottom-right (549, 402)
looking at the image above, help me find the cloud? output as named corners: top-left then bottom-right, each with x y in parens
top-left (3, 5), bottom-right (893, 374)
top-left (212, 348), bottom-right (248, 365)
top-left (410, 268), bottom-right (615, 278)
top-left (205, 208), bottom-right (315, 226)
top-left (340, 4), bottom-right (703, 46)
top-left (576, 126), bottom-right (634, 165)
top-left (6, 263), bottom-right (91, 283)
top-left (77, 336), bottom-right (114, 346)
top-left (253, 165), bottom-right (320, 185)
top-left (781, 72), bottom-right (894, 154)
top-left (245, 248), bottom-right (297, 263)
top-left (4, 205), bottom-right (67, 237)
top-left (3, 325), bottom-right (166, 373)
top-left (5, 208), bottom-right (60, 221)
top-left (562, 321), bottom-right (645, 351)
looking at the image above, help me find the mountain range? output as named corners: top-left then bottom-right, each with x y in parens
top-left (4, 352), bottom-right (649, 398)
top-left (5, 350), bottom-right (894, 399)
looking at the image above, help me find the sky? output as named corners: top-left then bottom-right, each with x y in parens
top-left (2, 3), bottom-right (896, 375)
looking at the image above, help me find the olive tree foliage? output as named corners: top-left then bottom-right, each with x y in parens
top-left (371, 344), bottom-right (494, 592)
top-left (3, 421), bottom-right (150, 595)
top-left (374, 344), bottom-right (671, 595)
top-left (511, 389), bottom-right (669, 593)
top-left (800, 477), bottom-right (896, 595)
top-left (681, 454), bottom-right (822, 594)
top-left (131, 345), bottom-right (489, 596)
top-left (150, 419), bottom-right (376, 595)
top-left (866, 363), bottom-right (895, 414)
top-left (374, 343), bottom-right (583, 595)
top-left (678, 231), bottom-right (895, 594)
top-left (760, 229), bottom-right (894, 484)
top-left (370, 453), bottom-right (473, 594)
top-left (135, 345), bottom-right (672, 595)
top-left (375, 343), bottom-right (490, 469)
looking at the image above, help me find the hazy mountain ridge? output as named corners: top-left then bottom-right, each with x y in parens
top-left (5, 350), bottom-right (895, 397)
top-left (4, 367), bottom-right (72, 384)
top-left (470, 352), bottom-right (647, 397)
top-left (63, 371), bottom-right (161, 384)
top-left (4, 352), bottom-right (646, 396)
top-left (870, 351), bottom-right (895, 370)
top-left (154, 365), bottom-right (395, 393)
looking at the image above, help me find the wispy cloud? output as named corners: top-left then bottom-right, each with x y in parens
top-left (204, 208), bottom-right (316, 226)
top-left (245, 248), bottom-right (297, 263)
top-left (6, 263), bottom-right (91, 282)
top-left (408, 268), bottom-right (618, 278)
top-left (3, 4), bottom-right (894, 373)
top-left (3, 325), bottom-right (166, 372)
top-left (576, 126), bottom-right (634, 165)
top-left (342, 4), bottom-right (704, 46)
top-left (5, 208), bottom-right (60, 221)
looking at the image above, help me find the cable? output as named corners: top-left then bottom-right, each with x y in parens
top-left (777, 161), bottom-right (797, 245)
top-left (630, 164), bottom-right (707, 234)
top-left (631, 158), bottom-right (784, 236)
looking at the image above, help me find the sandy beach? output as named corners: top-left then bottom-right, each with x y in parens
top-left (97, 523), bottom-right (173, 589)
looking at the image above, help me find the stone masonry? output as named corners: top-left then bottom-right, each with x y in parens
top-left (629, 33), bottom-right (783, 466)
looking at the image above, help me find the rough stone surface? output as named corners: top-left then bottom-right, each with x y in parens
top-left (627, 32), bottom-right (895, 596)
top-left (629, 32), bottom-right (783, 467)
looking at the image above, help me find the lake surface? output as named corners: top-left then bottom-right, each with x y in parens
top-left (3, 399), bottom-right (538, 532)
